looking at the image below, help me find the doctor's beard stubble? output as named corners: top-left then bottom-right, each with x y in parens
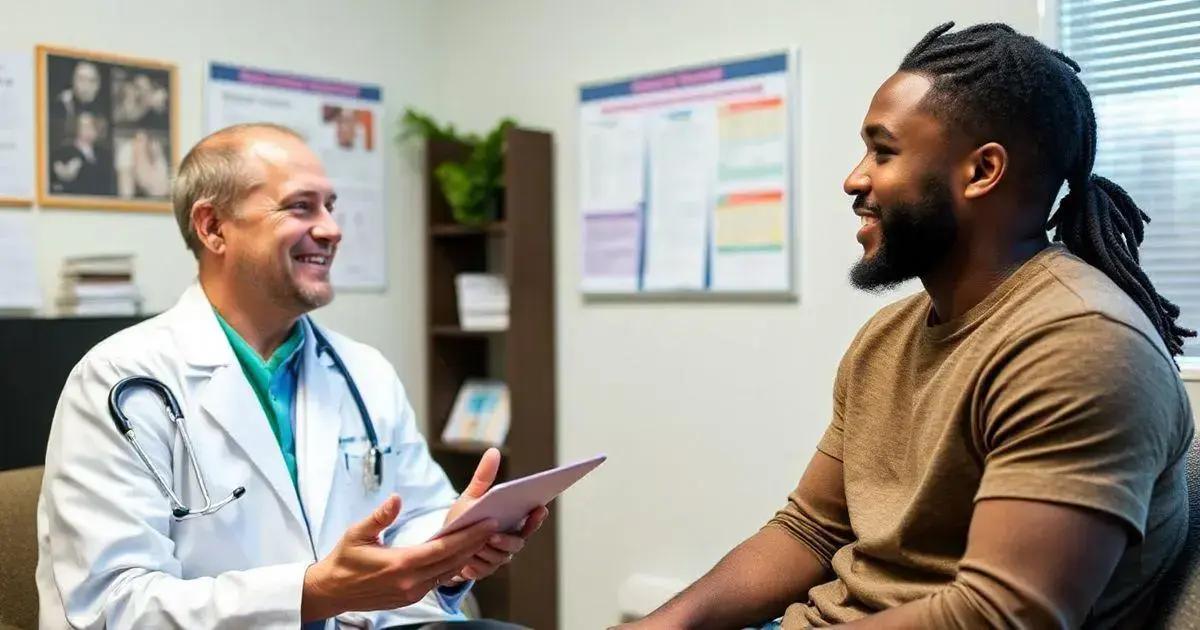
top-left (234, 250), bottom-right (335, 313)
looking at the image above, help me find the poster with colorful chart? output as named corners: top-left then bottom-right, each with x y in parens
top-left (578, 51), bottom-right (796, 296)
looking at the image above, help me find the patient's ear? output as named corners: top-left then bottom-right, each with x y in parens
top-left (962, 142), bottom-right (1007, 200)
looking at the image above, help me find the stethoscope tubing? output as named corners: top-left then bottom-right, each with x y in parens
top-left (106, 317), bottom-right (379, 520)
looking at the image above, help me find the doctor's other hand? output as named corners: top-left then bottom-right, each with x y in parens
top-left (443, 448), bottom-right (550, 582)
top-left (301, 494), bottom-right (498, 622)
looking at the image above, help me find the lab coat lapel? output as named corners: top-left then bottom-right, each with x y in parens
top-left (169, 283), bottom-right (231, 370)
top-left (198, 362), bottom-right (308, 530)
top-left (297, 319), bottom-right (348, 542)
top-left (169, 282), bottom-right (307, 530)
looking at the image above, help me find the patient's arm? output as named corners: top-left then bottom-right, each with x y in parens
top-left (620, 451), bottom-right (851, 630)
top-left (831, 498), bottom-right (1127, 629)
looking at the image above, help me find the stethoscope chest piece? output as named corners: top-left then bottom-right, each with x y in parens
top-left (362, 446), bottom-right (382, 493)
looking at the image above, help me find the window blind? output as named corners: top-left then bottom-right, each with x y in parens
top-left (1061, 0), bottom-right (1200, 356)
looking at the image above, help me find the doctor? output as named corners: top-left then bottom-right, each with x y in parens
top-left (36, 123), bottom-right (546, 629)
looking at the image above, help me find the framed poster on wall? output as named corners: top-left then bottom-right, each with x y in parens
top-left (578, 50), bottom-right (799, 299)
top-left (36, 45), bottom-right (178, 212)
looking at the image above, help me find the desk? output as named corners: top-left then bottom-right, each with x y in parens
top-left (0, 316), bottom-right (146, 471)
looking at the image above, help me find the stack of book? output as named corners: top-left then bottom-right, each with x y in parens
top-left (454, 273), bottom-right (509, 331)
top-left (57, 254), bottom-right (142, 317)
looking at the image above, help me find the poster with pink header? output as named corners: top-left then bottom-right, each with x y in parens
top-left (579, 51), bottom-right (797, 297)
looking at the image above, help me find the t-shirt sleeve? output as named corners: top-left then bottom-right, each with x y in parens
top-left (817, 400), bottom-right (845, 462)
top-left (766, 475), bottom-right (854, 571)
top-left (766, 328), bottom-right (868, 567)
top-left (817, 336), bottom-right (861, 462)
top-left (975, 314), bottom-right (1190, 542)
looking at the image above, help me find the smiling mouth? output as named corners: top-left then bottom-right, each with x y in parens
top-left (855, 210), bottom-right (881, 246)
top-left (293, 254), bottom-right (331, 267)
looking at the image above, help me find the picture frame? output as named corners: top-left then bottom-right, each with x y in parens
top-left (0, 197), bottom-right (33, 208)
top-left (36, 45), bottom-right (177, 212)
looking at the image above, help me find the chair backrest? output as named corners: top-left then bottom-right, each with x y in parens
top-left (1147, 439), bottom-right (1200, 629)
top-left (0, 466), bottom-right (43, 630)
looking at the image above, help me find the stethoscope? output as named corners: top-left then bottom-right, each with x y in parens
top-left (107, 317), bottom-right (381, 521)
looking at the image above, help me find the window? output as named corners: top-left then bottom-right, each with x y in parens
top-left (1058, 0), bottom-right (1200, 360)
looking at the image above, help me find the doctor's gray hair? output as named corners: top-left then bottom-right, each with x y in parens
top-left (172, 122), bottom-right (304, 258)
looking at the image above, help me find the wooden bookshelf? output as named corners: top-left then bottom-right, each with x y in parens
top-left (429, 325), bottom-right (505, 338)
top-left (424, 128), bottom-right (557, 629)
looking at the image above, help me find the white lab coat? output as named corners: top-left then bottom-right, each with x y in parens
top-left (36, 284), bottom-right (465, 629)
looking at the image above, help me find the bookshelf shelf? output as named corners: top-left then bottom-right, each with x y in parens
top-left (429, 222), bottom-right (507, 237)
top-left (430, 325), bottom-right (506, 338)
top-left (430, 441), bottom-right (512, 458)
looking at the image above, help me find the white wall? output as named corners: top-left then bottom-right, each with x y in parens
top-left (0, 0), bottom-right (438, 416)
top-left (426, 1), bottom-right (1055, 626)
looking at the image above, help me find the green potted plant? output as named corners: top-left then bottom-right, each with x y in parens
top-left (399, 109), bottom-right (516, 226)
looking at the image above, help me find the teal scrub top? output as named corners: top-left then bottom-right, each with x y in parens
top-left (214, 311), bottom-right (305, 490)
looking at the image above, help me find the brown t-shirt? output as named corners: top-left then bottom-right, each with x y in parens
top-left (768, 246), bottom-right (1194, 629)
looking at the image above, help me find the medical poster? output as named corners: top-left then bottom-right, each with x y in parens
top-left (0, 211), bottom-right (41, 310)
top-left (205, 63), bottom-right (386, 291)
top-left (0, 52), bottom-right (34, 205)
top-left (579, 51), bottom-right (796, 296)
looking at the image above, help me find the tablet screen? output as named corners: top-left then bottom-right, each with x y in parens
top-left (432, 454), bottom-right (607, 539)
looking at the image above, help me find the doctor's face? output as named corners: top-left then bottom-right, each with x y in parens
top-left (223, 134), bottom-right (342, 313)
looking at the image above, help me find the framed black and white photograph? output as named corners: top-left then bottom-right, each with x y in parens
top-left (36, 45), bottom-right (177, 212)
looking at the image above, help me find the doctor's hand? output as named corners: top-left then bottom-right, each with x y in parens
top-left (443, 448), bottom-right (551, 583)
top-left (300, 494), bottom-right (498, 622)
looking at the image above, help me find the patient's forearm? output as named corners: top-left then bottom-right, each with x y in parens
top-left (638, 526), bottom-right (829, 629)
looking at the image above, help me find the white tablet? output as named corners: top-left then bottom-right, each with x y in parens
top-left (432, 454), bottom-right (607, 539)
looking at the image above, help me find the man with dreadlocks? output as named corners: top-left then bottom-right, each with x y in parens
top-left (622, 22), bottom-right (1196, 630)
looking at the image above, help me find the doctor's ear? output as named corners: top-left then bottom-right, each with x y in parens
top-left (191, 200), bottom-right (226, 255)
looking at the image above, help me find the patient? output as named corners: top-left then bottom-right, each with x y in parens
top-left (620, 22), bottom-right (1195, 630)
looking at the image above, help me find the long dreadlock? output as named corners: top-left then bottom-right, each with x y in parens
top-left (899, 21), bottom-right (1196, 357)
